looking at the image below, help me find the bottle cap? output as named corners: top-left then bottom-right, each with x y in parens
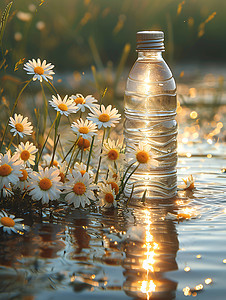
top-left (136, 31), bottom-right (165, 51)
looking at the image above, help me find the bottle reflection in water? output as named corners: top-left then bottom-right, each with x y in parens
top-left (124, 31), bottom-right (177, 199)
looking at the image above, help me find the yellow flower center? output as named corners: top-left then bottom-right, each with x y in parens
top-left (0, 164), bottom-right (12, 176)
top-left (20, 150), bottom-right (30, 161)
top-left (15, 123), bottom-right (24, 132)
top-left (108, 182), bottom-right (119, 194)
top-left (19, 169), bottom-right (28, 181)
top-left (58, 103), bottom-right (68, 111)
top-left (80, 170), bottom-right (86, 176)
top-left (73, 182), bottom-right (86, 195)
top-left (77, 137), bottom-right (90, 150)
top-left (177, 213), bottom-right (191, 219)
top-left (188, 182), bottom-right (195, 189)
top-left (39, 178), bottom-right (52, 190)
top-left (1, 217), bottom-right (15, 227)
top-left (53, 160), bottom-right (58, 167)
top-left (99, 113), bottom-right (110, 123)
top-left (107, 149), bottom-right (119, 161)
top-left (79, 126), bottom-right (89, 134)
top-left (104, 192), bottom-right (114, 203)
top-left (112, 173), bottom-right (118, 180)
top-left (34, 66), bottom-right (44, 75)
top-left (136, 150), bottom-right (149, 164)
top-left (59, 172), bottom-right (65, 183)
top-left (74, 97), bottom-right (85, 105)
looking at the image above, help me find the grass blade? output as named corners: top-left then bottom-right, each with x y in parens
top-left (0, 2), bottom-right (13, 46)
top-left (114, 43), bottom-right (130, 92)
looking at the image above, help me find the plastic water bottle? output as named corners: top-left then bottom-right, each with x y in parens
top-left (124, 31), bottom-right (177, 199)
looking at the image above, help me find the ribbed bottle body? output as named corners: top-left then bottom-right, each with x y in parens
top-left (124, 52), bottom-right (177, 199)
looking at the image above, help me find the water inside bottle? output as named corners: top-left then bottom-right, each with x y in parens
top-left (124, 93), bottom-right (178, 199)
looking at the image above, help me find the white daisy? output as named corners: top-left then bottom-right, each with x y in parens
top-left (0, 150), bottom-right (22, 190)
top-left (64, 171), bottom-right (96, 208)
top-left (102, 139), bottom-right (125, 167)
top-left (101, 176), bottom-right (120, 195)
top-left (23, 58), bottom-right (55, 82)
top-left (127, 141), bottom-right (157, 168)
top-left (57, 161), bottom-right (67, 183)
top-left (108, 165), bottom-right (123, 182)
top-left (41, 153), bottom-right (60, 168)
top-left (15, 141), bottom-right (38, 167)
top-left (98, 184), bottom-right (117, 208)
top-left (2, 185), bottom-right (14, 198)
top-left (181, 175), bottom-right (195, 190)
top-left (74, 162), bottom-right (94, 178)
top-left (0, 211), bottom-right (28, 234)
top-left (87, 104), bottom-right (121, 129)
top-left (71, 118), bottom-right (97, 139)
top-left (70, 93), bottom-right (98, 112)
top-left (13, 167), bottom-right (32, 192)
top-left (49, 94), bottom-right (78, 116)
top-left (9, 114), bottom-right (33, 138)
top-left (28, 166), bottom-right (63, 204)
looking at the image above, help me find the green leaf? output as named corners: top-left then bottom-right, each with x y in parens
top-left (0, 2), bottom-right (13, 46)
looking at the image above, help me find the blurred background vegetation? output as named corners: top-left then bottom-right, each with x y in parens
top-left (0, 0), bottom-right (225, 145)
top-left (0, 0), bottom-right (225, 72)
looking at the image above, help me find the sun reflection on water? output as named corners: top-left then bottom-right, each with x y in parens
top-left (140, 209), bottom-right (158, 299)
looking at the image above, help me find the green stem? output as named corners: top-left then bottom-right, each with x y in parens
top-left (0, 78), bottom-right (32, 152)
top-left (71, 149), bottom-right (80, 168)
top-left (117, 163), bottom-right (140, 199)
top-left (65, 145), bottom-right (77, 176)
top-left (50, 134), bottom-right (60, 167)
top-left (62, 138), bottom-right (79, 163)
top-left (54, 112), bottom-right (61, 146)
top-left (80, 138), bottom-right (84, 163)
top-left (6, 135), bottom-right (15, 150)
top-left (86, 136), bottom-right (95, 171)
top-left (94, 128), bottom-right (106, 184)
top-left (35, 113), bottom-right (59, 169)
top-left (43, 79), bottom-right (58, 95)
top-left (40, 82), bottom-right (48, 136)
top-left (120, 161), bottom-right (136, 188)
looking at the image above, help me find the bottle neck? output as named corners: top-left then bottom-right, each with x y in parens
top-left (137, 51), bottom-right (163, 60)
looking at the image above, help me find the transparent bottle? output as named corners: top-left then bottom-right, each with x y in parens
top-left (124, 31), bottom-right (177, 199)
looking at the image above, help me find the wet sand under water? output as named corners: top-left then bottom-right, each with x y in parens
top-left (0, 151), bottom-right (225, 300)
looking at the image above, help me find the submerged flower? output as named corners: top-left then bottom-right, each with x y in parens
top-left (64, 171), bottom-right (96, 208)
top-left (98, 184), bottom-right (117, 208)
top-left (128, 141), bottom-right (156, 168)
top-left (87, 105), bottom-right (121, 129)
top-left (49, 94), bottom-right (78, 116)
top-left (15, 141), bottom-right (38, 166)
top-left (70, 93), bottom-right (98, 112)
top-left (0, 211), bottom-right (28, 234)
top-left (71, 118), bottom-right (97, 139)
top-left (23, 58), bottom-right (55, 82)
top-left (0, 150), bottom-right (22, 190)
top-left (102, 139), bottom-right (125, 166)
top-left (28, 166), bottom-right (63, 204)
top-left (9, 114), bottom-right (33, 138)
top-left (181, 175), bottom-right (195, 190)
